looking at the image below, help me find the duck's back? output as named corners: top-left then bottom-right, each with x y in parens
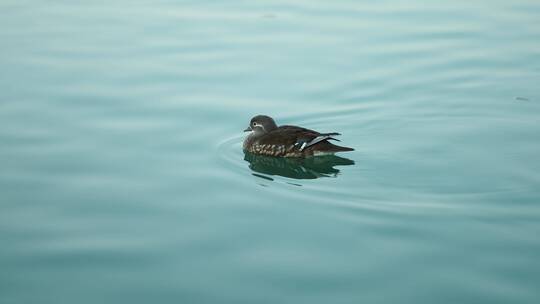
top-left (260, 125), bottom-right (319, 145)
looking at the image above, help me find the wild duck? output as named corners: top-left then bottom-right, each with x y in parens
top-left (243, 115), bottom-right (354, 157)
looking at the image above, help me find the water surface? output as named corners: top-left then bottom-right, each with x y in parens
top-left (1, 1), bottom-right (540, 303)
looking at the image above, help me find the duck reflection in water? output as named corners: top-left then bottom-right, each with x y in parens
top-left (244, 152), bottom-right (354, 180)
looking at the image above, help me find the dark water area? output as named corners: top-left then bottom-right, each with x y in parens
top-left (1, 1), bottom-right (540, 303)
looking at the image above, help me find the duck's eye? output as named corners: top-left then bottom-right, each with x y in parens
top-left (252, 122), bottom-right (257, 127)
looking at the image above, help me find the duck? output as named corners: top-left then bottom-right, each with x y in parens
top-left (243, 115), bottom-right (354, 157)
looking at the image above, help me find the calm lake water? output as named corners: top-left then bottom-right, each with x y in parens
top-left (1, 1), bottom-right (540, 303)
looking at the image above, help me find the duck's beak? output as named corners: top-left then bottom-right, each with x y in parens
top-left (244, 126), bottom-right (252, 132)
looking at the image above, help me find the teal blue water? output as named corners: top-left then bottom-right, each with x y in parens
top-left (1, 1), bottom-right (540, 303)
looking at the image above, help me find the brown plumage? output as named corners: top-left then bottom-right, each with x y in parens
top-left (243, 115), bottom-right (354, 157)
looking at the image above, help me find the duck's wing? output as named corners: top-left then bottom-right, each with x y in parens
top-left (259, 126), bottom-right (341, 151)
top-left (302, 132), bottom-right (341, 150)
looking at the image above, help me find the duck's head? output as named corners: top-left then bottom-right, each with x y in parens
top-left (244, 115), bottom-right (278, 134)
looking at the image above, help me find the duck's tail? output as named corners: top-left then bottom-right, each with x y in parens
top-left (311, 141), bottom-right (354, 156)
top-left (328, 143), bottom-right (354, 152)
